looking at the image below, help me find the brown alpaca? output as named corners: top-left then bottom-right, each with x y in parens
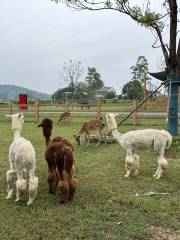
top-left (58, 112), bottom-right (71, 125)
top-left (73, 117), bottom-right (106, 147)
top-left (38, 118), bottom-right (77, 203)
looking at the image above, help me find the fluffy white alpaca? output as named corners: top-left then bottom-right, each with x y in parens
top-left (106, 113), bottom-right (172, 179)
top-left (6, 113), bottom-right (38, 205)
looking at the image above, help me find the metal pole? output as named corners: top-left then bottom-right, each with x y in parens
top-left (166, 75), bottom-right (180, 135)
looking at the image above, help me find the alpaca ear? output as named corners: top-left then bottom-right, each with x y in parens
top-left (5, 114), bottom-right (12, 118)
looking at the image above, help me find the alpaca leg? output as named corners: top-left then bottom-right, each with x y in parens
top-left (6, 152), bottom-right (16, 199)
top-left (16, 174), bottom-right (27, 202)
top-left (132, 154), bottom-right (140, 176)
top-left (27, 169), bottom-right (38, 205)
top-left (124, 149), bottom-right (134, 177)
top-left (27, 177), bottom-right (38, 205)
top-left (68, 178), bottom-right (77, 201)
top-left (153, 165), bottom-right (161, 178)
top-left (153, 140), bottom-right (167, 179)
top-left (124, 162), bottom-right (131, 177)
top-left (47, 170), bottom-right (58, 194)
top-left (67, 169), bottom-right (77, 201)
top-left (58, 170), bottom-right (69, 203)
top-left (154, 157), bottom-right (168, 179)
top-left (58, 179), bottom-right (69, 203)
top-left (6, 170), bottom-right (17, 199)
top-left (15, 158), bottom-right (27, 202)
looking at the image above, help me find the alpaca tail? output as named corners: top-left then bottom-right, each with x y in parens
top-left (160, 130), bottom-right (172, 149)
top-left (62, 146), bottom-right (74, 172)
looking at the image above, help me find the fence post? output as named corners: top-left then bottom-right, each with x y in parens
top-left (35, 101), bottom-right (39, 124)
top-left (96, 100), bottom-right (102, 118)
top-left (144, 72), bottom-right (148, 109)
top-left (65, 101), bottom-right (69, 112)
top-left (132, 100), bottom-right (137, 128)
top-left (8, 102), bottom-right (13, 115)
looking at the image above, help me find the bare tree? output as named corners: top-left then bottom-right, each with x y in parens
top-left (52, 0), bottom-right (180, 134)
top-left (59, 59), bottom-right (83, 100)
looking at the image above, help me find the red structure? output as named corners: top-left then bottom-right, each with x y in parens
top-left (19, 94), bottom-right (28, 110)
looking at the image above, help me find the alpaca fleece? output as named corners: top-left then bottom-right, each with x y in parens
top-left (106, 113), bottom-right (172, 179)
top-left (38, 118), bottom-right (76, 203)
top-left (6, 113), bottom-right (38, 205)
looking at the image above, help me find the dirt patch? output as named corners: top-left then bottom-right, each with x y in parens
top-left (146, 226), bottom-right (180, 240)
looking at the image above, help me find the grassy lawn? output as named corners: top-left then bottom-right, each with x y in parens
top-left (0, 115), bottom-right (180, 240)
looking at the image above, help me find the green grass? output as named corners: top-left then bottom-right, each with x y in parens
top-left (0, 116), bottom-right (180, 240)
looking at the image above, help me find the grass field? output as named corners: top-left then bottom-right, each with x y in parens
top-left (0, 115), bottom-right (180, 240)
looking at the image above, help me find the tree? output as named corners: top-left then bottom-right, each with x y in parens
top-left (130, 56), bottom-right (148, 84)
top-left (130, 56), bottom-right (154, 98)
top-left (122, 80), bottom-right (143, 100)
top-left (59, 60), bottom-right (83, 100)
top-left (85, 67), bottom-right (104, 97)
top-left (52, 86), bottom-right (72, 101)
top-left (52, 0), bottom-right (180, 135)
top-left (106, 91), bottom-right (116, 99)
top-left (74, 81), bottom-right (88, 99)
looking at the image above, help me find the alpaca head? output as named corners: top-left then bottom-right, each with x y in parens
top-left (5, 113), bottom-right (24, 131)
top-left (73, 135), bottom-right (81, 145)
top-left (106, 113), bottom-right (117, 130)
top-left (38, 118), bottom-right (53, 138)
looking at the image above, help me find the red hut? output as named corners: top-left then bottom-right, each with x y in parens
top-left (19, 94), bottom-right (28, 110)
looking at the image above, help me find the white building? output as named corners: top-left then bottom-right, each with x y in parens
top-left (95, 86), bottom-right (116, 98)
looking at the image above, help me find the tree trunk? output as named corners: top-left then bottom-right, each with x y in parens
top-left (168, 0), bottom-right (177, 73)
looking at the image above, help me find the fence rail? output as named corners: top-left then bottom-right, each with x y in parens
top-left (0, 100), bottom-right (169, 126)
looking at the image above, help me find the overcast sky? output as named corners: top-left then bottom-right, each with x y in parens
top-left (0, 1), bottom-right (165, 95)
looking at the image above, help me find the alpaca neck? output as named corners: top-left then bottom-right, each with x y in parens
top-left (13, 129), bottom-right (21, 139)
top-left (45, 136), bottom-right (51, 148)
top-left (111, 128), bottom-right (122, 143)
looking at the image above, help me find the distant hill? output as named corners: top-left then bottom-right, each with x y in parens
top-left (0, 84), bottom-right (51, 101)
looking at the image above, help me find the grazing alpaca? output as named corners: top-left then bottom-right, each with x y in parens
top-left (58, 112), bottom-right (71, 125)
top-left (38, 118), bottom-right (77, 203)
top-left (73, 117), bottom-right (106, 147)
top-left (106, 113), bottom-right (172, 179)
top-left (5, 113), bottom-right (38, 205)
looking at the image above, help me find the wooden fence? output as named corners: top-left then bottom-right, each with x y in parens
top-left (0, 99), bottom-right (168, 126)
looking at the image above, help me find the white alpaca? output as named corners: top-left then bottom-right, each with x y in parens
top-left (6, 113), bottom-right (38, 205)
top-left (106, 113), bottom-right (172, 179)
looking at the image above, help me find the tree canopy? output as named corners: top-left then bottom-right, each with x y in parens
top-left (59, 59), bottom-right (83, 99)
top-left (85, 67), bottom-right (104, 97)
top-left (53, 66), bottom-right (105, 100)
top-left (51, 0), bottom-right (180, 77)
top-left (122, 80), bottom-right (143, 100)
top-left (130, 56), bottom-right (148, 84)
